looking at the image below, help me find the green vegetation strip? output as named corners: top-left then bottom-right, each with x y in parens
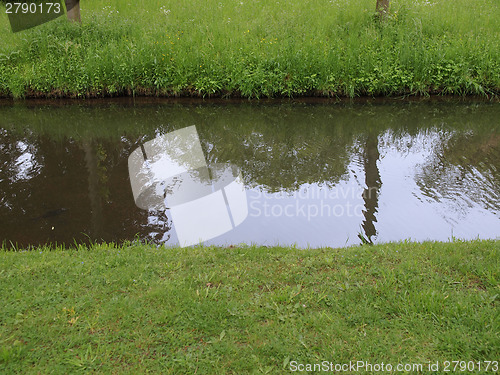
top-left (0, 240), bottom-right (499, 373)
top-left (0, 0), bottom-right (499, 98)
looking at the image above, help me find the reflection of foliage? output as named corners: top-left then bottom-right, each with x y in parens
top-left (443, 132), bottom-right (499, 173)
top-left (417, 127), bottom-right (500, 213)
top-left (1, 102), bottom-right (499, 246)
top-left (190, 104), bottom-right (396, 191)
top-left (198, 119), bottom-right (352, 192)
top-left (2, 102), bottom-right (499, 195)
top-left (96, 143), bottom-right (110, 201)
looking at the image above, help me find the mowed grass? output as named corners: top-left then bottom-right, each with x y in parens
top-left (0, 240), bottom-right (498, 374)
top-left (0, 0), bottom-right (499, 98)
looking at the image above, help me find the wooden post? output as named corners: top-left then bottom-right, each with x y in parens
top-left (376, 0), bottom-right (390, 20)
top-left (65, 0), bottom-right (81, 23)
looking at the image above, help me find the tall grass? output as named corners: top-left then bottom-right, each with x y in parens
top-left (0, 0), bottom-right (499, 98)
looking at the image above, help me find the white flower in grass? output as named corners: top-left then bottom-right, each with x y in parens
top-left (160, 6), bottom-right (171, 16)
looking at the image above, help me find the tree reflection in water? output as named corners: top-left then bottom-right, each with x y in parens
top-left (0, 101), bottom-right (498, 248)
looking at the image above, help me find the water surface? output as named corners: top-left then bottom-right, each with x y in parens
top-left (0, 99), bottom-right (498, 248)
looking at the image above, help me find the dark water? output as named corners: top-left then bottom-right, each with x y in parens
top-left (0, 99), bottom-right (498, 248)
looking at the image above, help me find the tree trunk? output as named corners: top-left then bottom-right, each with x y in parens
top-left (359, 134), bottom-right (381, 245)
top-left (376, 0), bottom-right (390, 20)
top-left (82, 141), bottom-right (104, 239)
top-left (65, 0), bottom-right (81, 23)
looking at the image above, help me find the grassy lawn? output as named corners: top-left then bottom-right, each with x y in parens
top-left (0, 0), bottom-right (499, 98)
top-left (0, 239), bottom-right (498, 373)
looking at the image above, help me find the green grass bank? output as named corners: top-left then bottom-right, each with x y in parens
top-left (0, 0), bottom-right (499, 98)
top-left (1, 240), bottom-right (498, 373)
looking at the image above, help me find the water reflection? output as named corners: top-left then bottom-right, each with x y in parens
top-left (128, 126), bottom-right (248, 247)
top-left (417, 131), bottom-right (500, 215)
top-left (82, 140), bottom-right (105, 239)
top-left (359, 133), bottom-right (381, 244)
top-left (0, 101), bottom-right (498, 248)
